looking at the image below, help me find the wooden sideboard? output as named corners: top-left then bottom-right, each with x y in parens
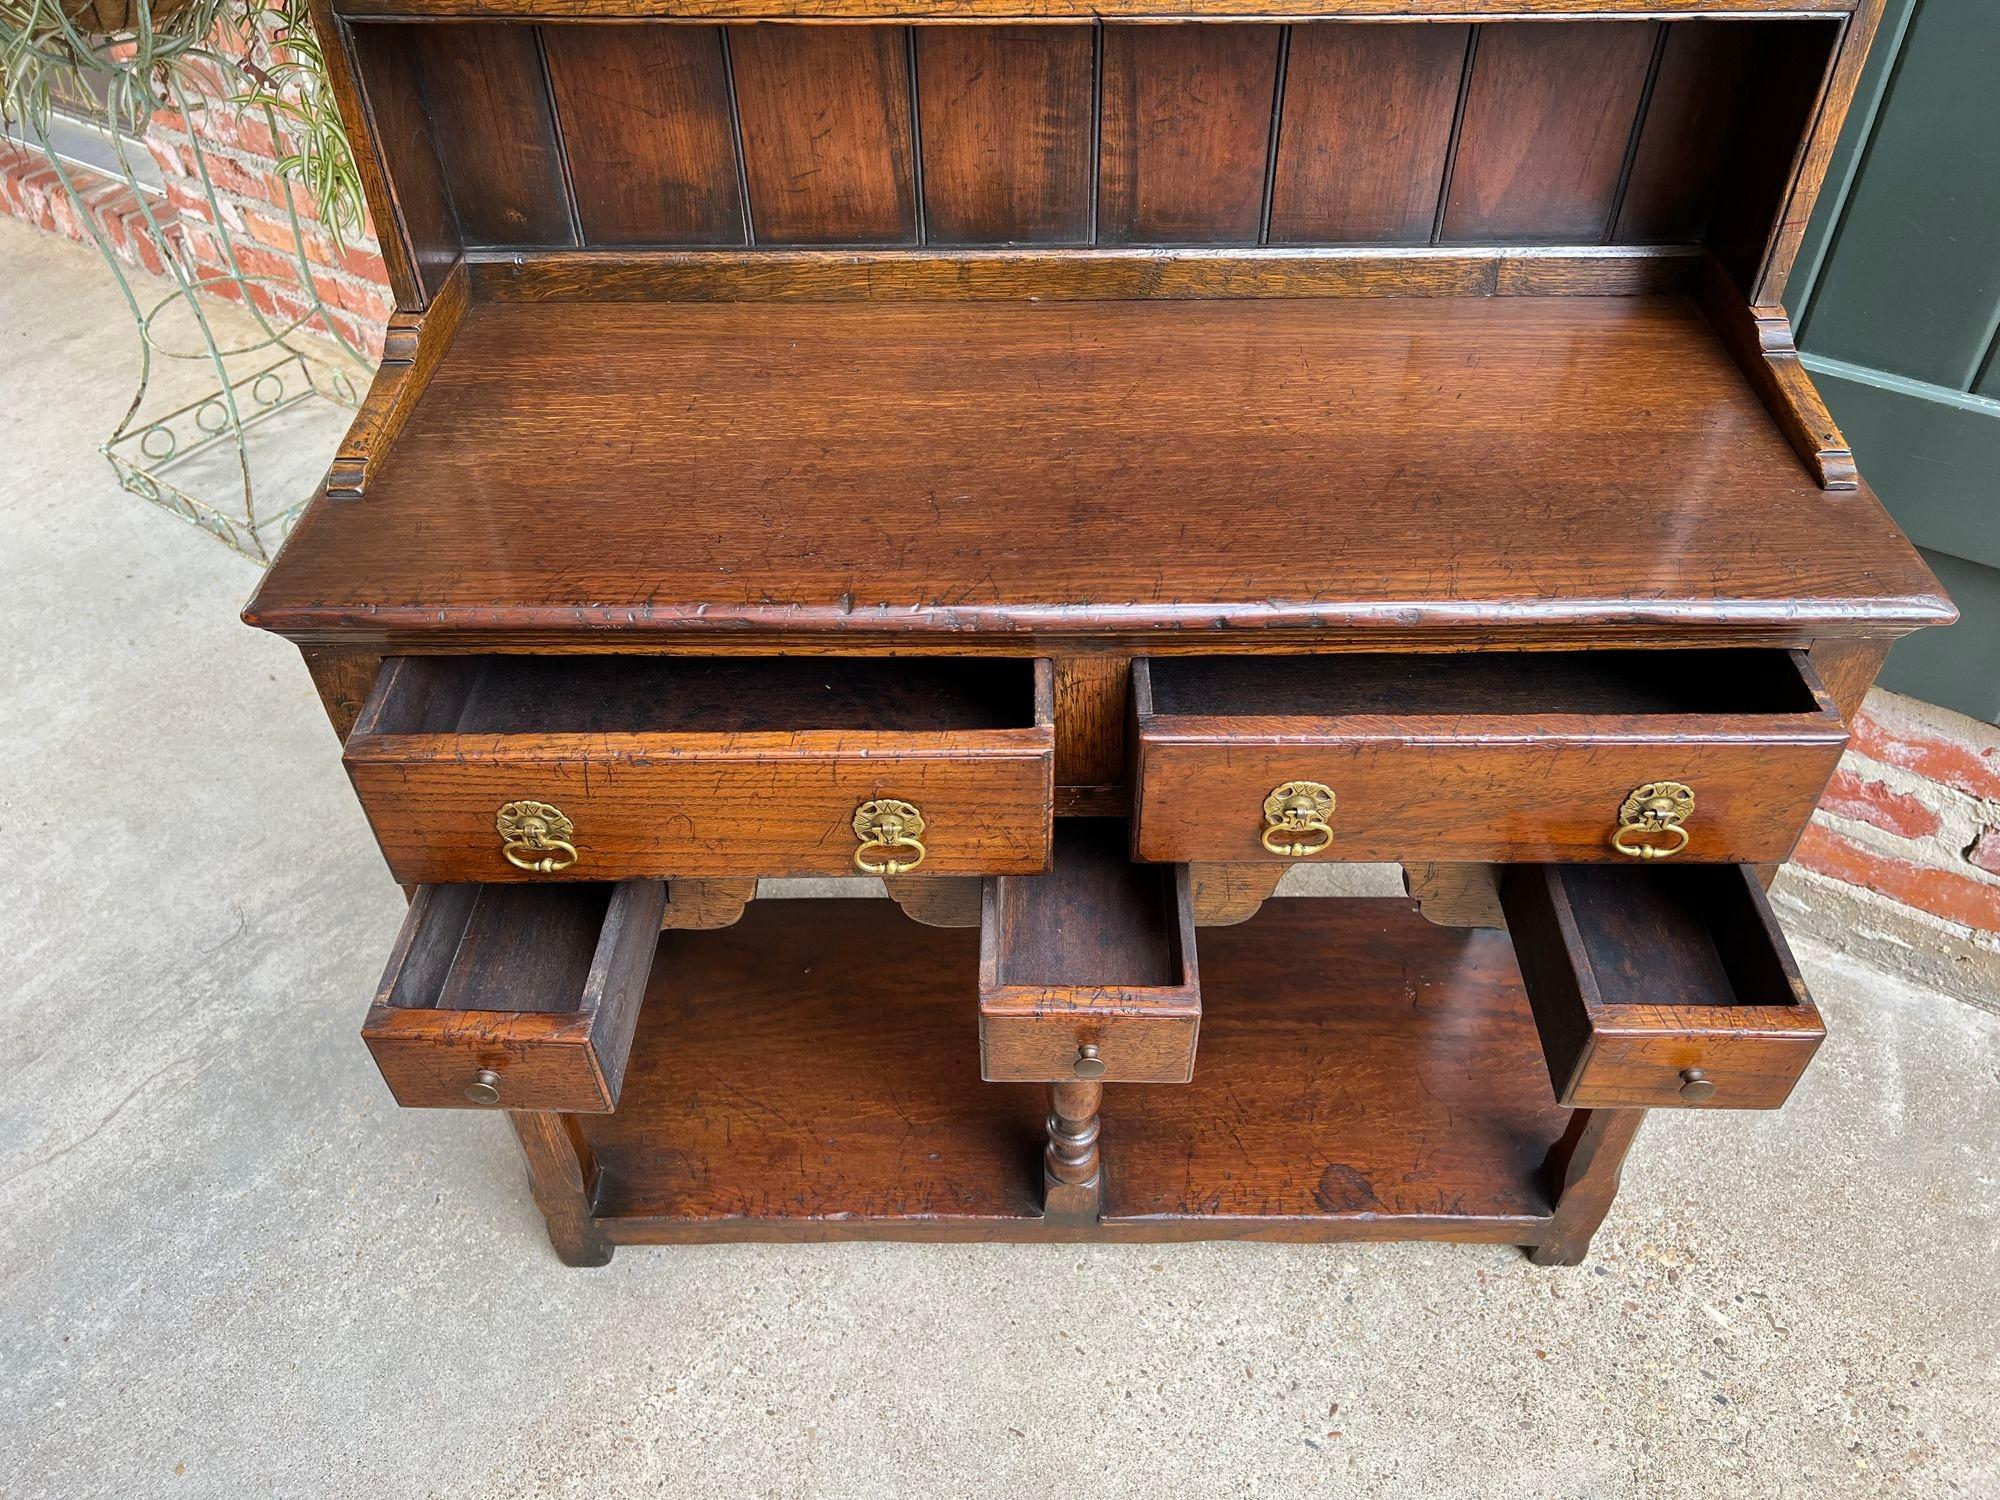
top-left (250, 0), bottom-right (1952, 1265)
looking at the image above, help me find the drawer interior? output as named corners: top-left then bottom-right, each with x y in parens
top-left (986, 820), bottom-right (1185, 990)
top-left (1558, 865), bottom-right (1801, 1011)
top-left (1145, 650), bottom-right (1829, 719)
top-left (979, 820), bottom-right (1199, 1083)
top-left (1501, 862), bottom-right (1823, 1109)
top-left (365, 878), bottom-right (666, 1111)
top-left (385, 882), bottom-right (614, 1012)
top-left (357, 655), bottom-right (1044, 736)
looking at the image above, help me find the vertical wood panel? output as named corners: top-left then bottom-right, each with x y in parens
top-left (916, 27), bottom-right (1095, 246)
top-left (1098, 24), bottom-right (1280, 246)
top-left (347, 25), bottom-right (461, 303)
top-left (543, 26), bottom-right (744, 247)
top-left (1268, 23), bottom-right (1468, 245)
top-left (1441, 21), bottom-right (1656, 244)
top-left (412, 24), bottom-right (575, 247)
top-left (1615, 21), bottom-right (1760, 244)
top-left (730, 25), bottom-right (918, 246)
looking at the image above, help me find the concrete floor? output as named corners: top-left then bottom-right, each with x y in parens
top-left (2, 214), bottom-right (1996, 1498)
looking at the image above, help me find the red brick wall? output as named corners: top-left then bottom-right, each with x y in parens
top-left (1794, 693), bottom-right (2000, 939)
top-left (1, 55), bottom-right (394, 358)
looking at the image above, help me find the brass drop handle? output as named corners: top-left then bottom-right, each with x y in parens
top-left (1261, 780), bottom-right (1336, 858)
top-left (1073, 1044), bottom-right (1107, 1080)
top-left (853, 798), bottom-right (927, 876)
top-left (1612, 781), bottom-right (1694, 860)
top-left (1678, 1068), bottom-right (1718, 1103)
top-left (465, 1069), bottom-right (502, 1106)
top-left (497, 799), bottom-right (579, 873)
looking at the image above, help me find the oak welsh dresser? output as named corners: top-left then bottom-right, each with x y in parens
top-left (248, 0), bottom-right (1954, 1265)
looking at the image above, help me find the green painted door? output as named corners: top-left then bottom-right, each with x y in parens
top-left (1788, 0), bottom-right (2000, 724)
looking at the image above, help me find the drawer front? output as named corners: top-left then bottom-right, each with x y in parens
top-left (363, 879), bottom-right (665, 1112)
top-left (1501, 863), bottom-right (1825, 1110)
top-left (345, 656), bottom-right (1054, 884)
top-left (979, 821), bottom-right (1200, 1084)
top-left (1132, 651), bottom-right (1847, 866)
top-left (980, 1009), bottom-right (1199, 1085)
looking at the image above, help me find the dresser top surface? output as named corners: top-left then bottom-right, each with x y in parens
top-left (247, 294), bottom-right (1946, 647)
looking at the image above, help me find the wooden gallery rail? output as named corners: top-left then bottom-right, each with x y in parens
top-left (248, 0), bottom-right (1952, 1263)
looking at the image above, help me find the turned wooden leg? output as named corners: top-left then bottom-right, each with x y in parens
top-left (509, 1111), bottom-right (613, 1267)
top-left (1043, 1080), bottom-right (1104, 1225)
top-left (1529, 1108), bottom-right (1645, 1267)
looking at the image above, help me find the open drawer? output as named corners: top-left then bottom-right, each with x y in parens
top-left (979, 820), bottom-right (1199, 1084)
top-left (1500, 864), bottom-right (1825, 1110)
top-left (345, 656), bottom-right (1053, 883)
top-left (363, 879), bottom-right (666, 1111)
top-left (1131, 650), bottom-right (1846, 866)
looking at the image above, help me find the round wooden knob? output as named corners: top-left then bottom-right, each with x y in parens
top-left (465, 1068), bottom-right (502, 1106)
top-left (1073, 1045), bottom-right (1107, 1080)
top-left (1677, 1068), bottom-right (1717, 1103)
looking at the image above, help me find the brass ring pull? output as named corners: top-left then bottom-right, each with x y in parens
top-left (1612, 781), bottom-right (1694, 861)
top-left (853, 798), bottom-right (927, 876)
top-left (1611, 821), bottom-right (1690, 861)
top-left (1261, 781), bottom-right (1335, 859)
top-left (496, 800), bottom-right (579, 874)
top-left (502, 838), bottom-right (579, 874)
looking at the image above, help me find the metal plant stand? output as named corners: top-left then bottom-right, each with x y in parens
top-left (37, 60), bottom-right (368, 562)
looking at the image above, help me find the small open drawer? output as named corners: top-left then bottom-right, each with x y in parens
top-left (363, 879), bottom-right (666, 1111)
top-left (979, 820), bottom-right (1199, 1084)
top-left (1131, 650), bottom-right (1847, 866)
top-left (1500, 864), bottom-right (1825, 1110)
top-left (344, 656), bottom-right (1053, 883)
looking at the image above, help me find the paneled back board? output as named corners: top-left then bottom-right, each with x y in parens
top-left (350, 16), bottom-right (1841, 302)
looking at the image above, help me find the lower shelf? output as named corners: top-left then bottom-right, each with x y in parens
top-left (582, 897), bottom-right (1571, 1246)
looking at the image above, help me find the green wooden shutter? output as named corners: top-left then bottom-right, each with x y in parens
top-left (1788, 0), bottom-right (2000, 724)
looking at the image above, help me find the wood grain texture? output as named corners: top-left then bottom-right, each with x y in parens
top-left (1613, 19), bottom-right (1761, 245)
top-left (883, 874), bottom-right (984, 927)
top-left (542, 25), bottom-right (745, 246)
top-left (326, 260), bottom-right (467, 499)
top-left (1042, 1079), bottom-right (1104, 1223)
top-left (246, 296), bottom-right (1949, 648)
top-left (1187, 863), bottom-right (1283, 927)
top-left (1528, 1108), bottom-right (1644, 1266)
top-left (410, 24), bottom-right (576, 246)
top-left (1099, 897), bottom-right (1568, 1232)
top-left (979, 820), bottom-right (1198, 1083)
top-left (332, 0), bottom-right (1865, 19)
top-left (1132, 651), bottom-right (1850, 865)
top-left (1750, 5), bottom-right (1876, 303)
top-left (343, 655), bottom-right (1055, 882)
top-left (1695, 252), bottom-right (1857, 489)
top-left (1402, 862), bottom-right (1504, 929)
top-left (1053, 653), bottom-right (1129, 789)
top-left (469, 244), bottom-right (1701, 302)
top-left (509, 1110), bottom-right (612, 1266)
top-left (1268, 22), bottom-right (1468, 244)
top-left (1805, 636), bottom-right (1892, 721)
top-left (590, 901), bottom-right (1052, 1229)
top-left (1501, 863), bottom-right (1825, 1110)
top-left (575, 897), bottom-right (1591, 1247)
top-left (340, 14), bottom-right (461, 305)
top-left (729, 24), bottom-right (918, 245)
top-left (1097, 24), bottom-right (1280, 245)
top-left (301, 644), bottom-right (385, 741)
top-left (1440, 21), bottom-right (1658, 243)
top-left (916, 26), bottom-right (1094, 245)
top-left (1707, 15), bottom-right (1843, 298)
top-left (363, 879), bottom-right (667, 1112)
top-left (660, 877), bottom-right (757, 929)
